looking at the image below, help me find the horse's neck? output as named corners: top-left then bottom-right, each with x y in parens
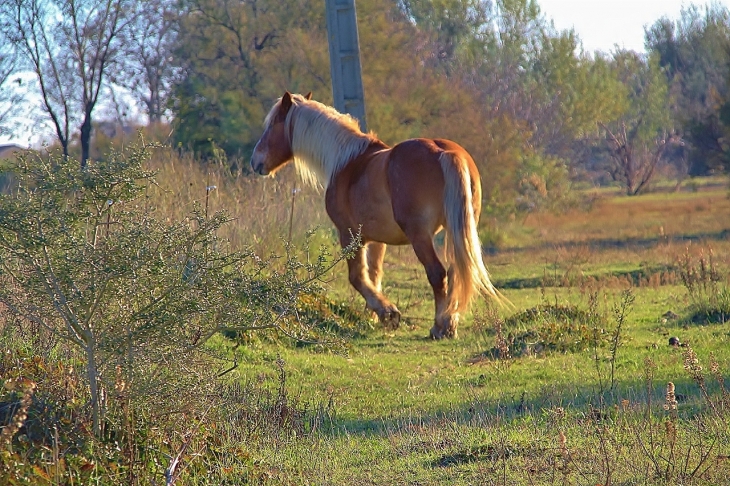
top-left (292, 118), bottom-right (372, 187)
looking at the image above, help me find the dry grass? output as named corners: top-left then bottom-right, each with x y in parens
top-left (141, 146), bottom-right (730, 285)
top-left (144, 147), bottom-right (333, 255)
top-left (523, 186), bottom-right (730, 246)
top-left (485, 185), bottom-right (730, 291)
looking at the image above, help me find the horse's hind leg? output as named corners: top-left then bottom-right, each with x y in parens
top-left (408, 234), bottom-right (458, 339)
top-left (346, 242), bottom-right (401, 329)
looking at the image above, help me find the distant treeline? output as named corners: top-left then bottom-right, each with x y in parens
top-left (1, 0), bottom-right (729, 212)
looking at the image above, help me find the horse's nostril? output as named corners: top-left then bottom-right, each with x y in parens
top-left (250, 158), bottom-right (261, 174)
top-left (251, 160), bottom-right (266, 175)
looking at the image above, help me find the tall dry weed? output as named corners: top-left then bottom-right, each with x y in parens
top-left (145, 147), bottom-right (333, 255)
top-left (676, 247), bottom-right (729, 324)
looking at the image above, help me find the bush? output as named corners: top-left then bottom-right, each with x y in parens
top-left (677, 248), bottom-right (729, 324)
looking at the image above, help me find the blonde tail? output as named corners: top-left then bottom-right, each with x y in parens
top-left (439, 152), bottom-right (504, 313)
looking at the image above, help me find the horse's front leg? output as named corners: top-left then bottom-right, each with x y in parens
top-left (346, 242), bottom-right (400, 329)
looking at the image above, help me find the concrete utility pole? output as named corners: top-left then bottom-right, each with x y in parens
top-left (325, 0), bottom-right (367, 132)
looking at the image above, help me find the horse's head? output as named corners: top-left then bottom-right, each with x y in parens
top-left (250, 91), bottom-right (312, 176)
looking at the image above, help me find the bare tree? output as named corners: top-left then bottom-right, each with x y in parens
top-left (600, 121), bottom-right (682, 195)
top-left (117, 0), bottom-right (178, 124)
top-left (2, 0), bottom-right (132, 167)
top-left (0, 30), bottom-right (23, 137)
top-left (597, 50), bottom-right (678, 195)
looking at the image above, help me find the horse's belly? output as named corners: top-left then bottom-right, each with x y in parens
top-left (326, 151), bottom-right (415, 245)
top-left (363, 220), bottom-right (410, 245)
top-left (354, 206), bottom-right (410, 245)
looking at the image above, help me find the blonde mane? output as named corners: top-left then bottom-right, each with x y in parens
top-left (264, 94), bottom-right (376, 188)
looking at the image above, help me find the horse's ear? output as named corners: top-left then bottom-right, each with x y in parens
top-left (281, 91), bottom-right (293, 113)
top-left (304, 92), bottom-right (312, 100)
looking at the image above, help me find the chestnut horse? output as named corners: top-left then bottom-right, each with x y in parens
top-left (250, 92), bottom-right (503, 338)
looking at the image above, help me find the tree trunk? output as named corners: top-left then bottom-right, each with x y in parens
top-left (85, 338), bottom-right (101, 437)
top-left (80, 111), bottom-right (93, 169)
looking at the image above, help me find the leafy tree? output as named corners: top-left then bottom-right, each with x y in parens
top-left (646, 3), bottom-right (730, 174)
top-left (531, 34), bottom-right (626, 156)
top-left (392, 0), bottom-right (587, 211)
top-left (170, 0), bottom-right (325, 158)
top-left (396, 0), bottom-right (493, 72)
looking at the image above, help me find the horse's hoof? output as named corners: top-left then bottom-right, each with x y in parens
top-left (431, 315), bottom-right (459, 339)
top-left (430, 326), bottom-right (457, 339)
top-left (378, 306), bottom-right (401, 330)
top-left (430, 326), bottom-right (444, 340)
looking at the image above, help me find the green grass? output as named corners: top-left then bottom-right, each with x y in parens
top-left (231, 285), bottom-right (723, 414)
top-left (214, 281), bottom-right (730, 483)
top-left (210, 172), bottom-right (730, 484)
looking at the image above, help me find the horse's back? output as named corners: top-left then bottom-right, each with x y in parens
top-left (388, 138), bottom-right (446, 182)
top-left (389, 138), bottom-right (477, 174)
top-left (388, 138), bottom-right (478, 195)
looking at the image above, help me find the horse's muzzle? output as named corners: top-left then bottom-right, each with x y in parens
top-left (250, 157), bottom-right (267, 175)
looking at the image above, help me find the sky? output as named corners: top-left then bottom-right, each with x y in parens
top-left (538, 0), bottom-right (730, 54)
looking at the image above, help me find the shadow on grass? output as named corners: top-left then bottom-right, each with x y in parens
top-left (494, 265), bottom-right (676, 289)
top-left (488, 230), bottom-right (730, 290)
top-left (487, 229), bottom-right (730, 256)
top-left (319, 372), bottom-right (726, 438)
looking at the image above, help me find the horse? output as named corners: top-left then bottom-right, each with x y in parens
top-left (250, 91), bottom-right (503, 339)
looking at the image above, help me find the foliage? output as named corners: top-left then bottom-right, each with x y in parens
top-left (396, 0), bottom-right (493, 71)
top-left (170, 0), bottom-right (325, 158)
top-left (0, 348), bottom-right (330, 484)
top-left (647, 3), bottom-right (730, 175)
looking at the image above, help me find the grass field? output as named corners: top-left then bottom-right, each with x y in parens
top-left (2, 151), bottom-right (730, 484)
top-left (199, 162), bottom-right (730, 484)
